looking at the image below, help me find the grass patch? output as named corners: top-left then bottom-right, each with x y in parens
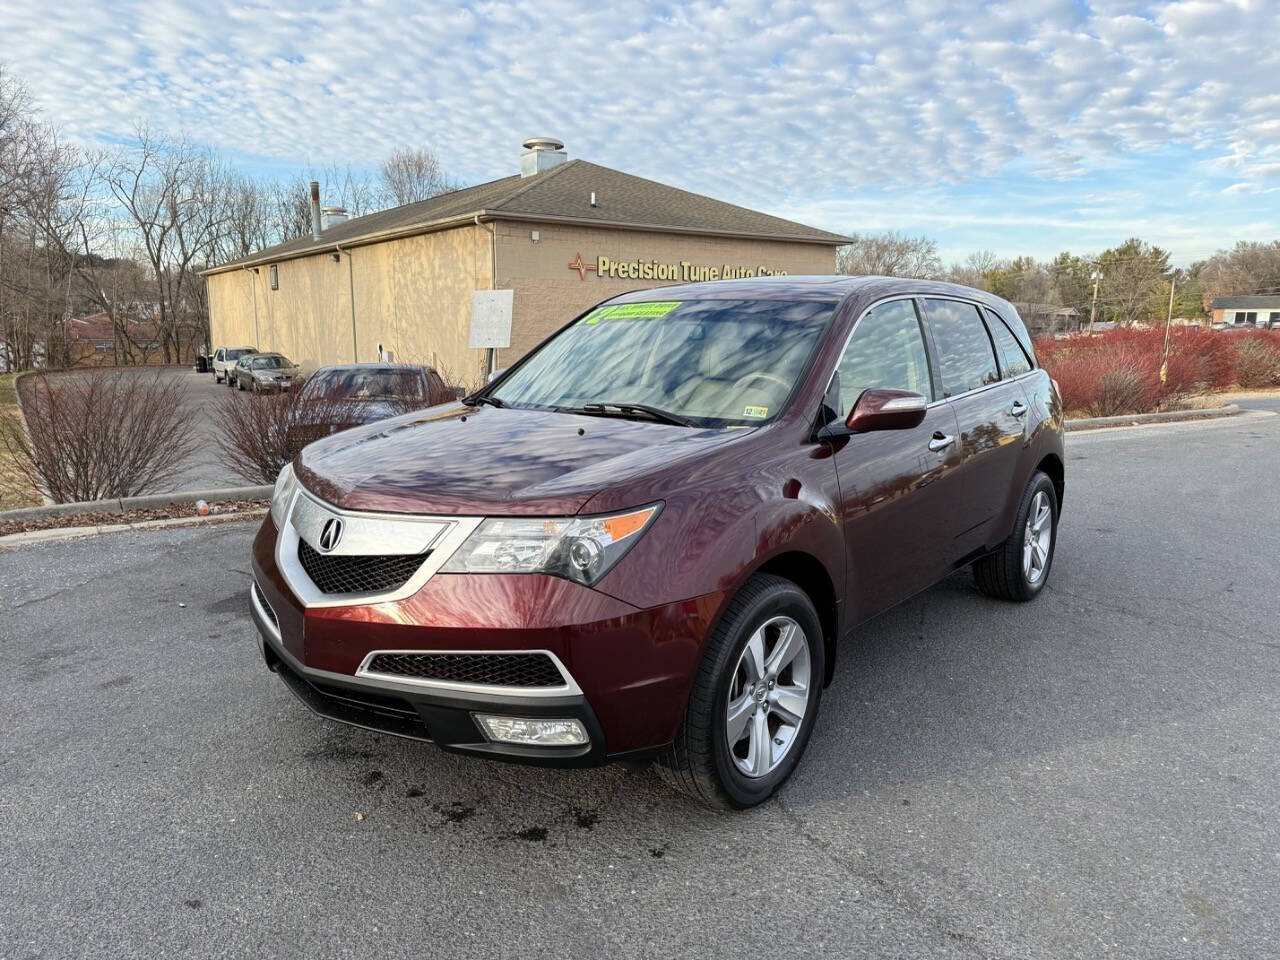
top-left (0, 373), bottom-right (43, 510)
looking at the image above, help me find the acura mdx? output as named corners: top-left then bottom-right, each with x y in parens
top-left (249, 276), bottom-right (1065, 809)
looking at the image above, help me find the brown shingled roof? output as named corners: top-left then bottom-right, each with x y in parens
top-left (204, 160), bottom-right (849, 275)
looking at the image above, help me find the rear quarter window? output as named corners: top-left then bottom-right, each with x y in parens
top-left (983, 308), bottom-right (1033, 377)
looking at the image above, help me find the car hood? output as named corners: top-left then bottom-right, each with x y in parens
top-left (294, 403), bottom-right (744, 515)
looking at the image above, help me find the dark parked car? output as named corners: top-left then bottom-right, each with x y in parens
top-left (283, 363), bottom-right (449, 448)
top-left (233, 352), bottom-right (300, 392)
top-left (250, 277), bottom-right (1065, 809)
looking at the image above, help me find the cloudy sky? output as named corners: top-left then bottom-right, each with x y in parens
top-left (2, 0), bottom-right (1277, 263)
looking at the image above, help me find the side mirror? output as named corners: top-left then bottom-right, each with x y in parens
top-left (845, 388), bottom-right (928, 432)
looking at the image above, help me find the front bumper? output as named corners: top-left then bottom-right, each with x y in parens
top-left (250, 587), bottom-right (608, 764)
top-left (250, 515), bottom-right (725, 765)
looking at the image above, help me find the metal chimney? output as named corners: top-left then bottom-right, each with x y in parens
top-left (321, 206), bottom-right (349, 229)
top-left (520, 137), bottom-right (567, 177)
top-left (310, 180), bottom-right (322, 240)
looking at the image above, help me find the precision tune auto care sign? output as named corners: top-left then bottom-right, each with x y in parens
top-left (568, 252), bottom-right (788, 283)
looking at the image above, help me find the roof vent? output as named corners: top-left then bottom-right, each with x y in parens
top-left (321, 206), bottom-right (348, 229)
top-left (520, 137), bottom-right (567, 178)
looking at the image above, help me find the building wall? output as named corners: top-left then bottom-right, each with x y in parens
top-left (494, 221), bottom-right (838, 365)
top-left (207, 219), bottom-right (838, 386)
top-left (207, 225), bottom-right (492, 384)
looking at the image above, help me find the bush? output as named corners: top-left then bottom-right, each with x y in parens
top-left (1233, 337), bottom-right (1280, 388)
top-left (0, 370), bottom-right (198, 503)
top-left (214, 383), bottom-right (431, 484)
top-left (1034, 326), bottom-right (1277, 415)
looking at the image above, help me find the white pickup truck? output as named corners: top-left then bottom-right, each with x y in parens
top-left (212, 346), bottom-right (257, 384)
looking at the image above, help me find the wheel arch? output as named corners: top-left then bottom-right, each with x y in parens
top-left (752, 550), bottom-right (840, 687)
top-left (1036, 452), bottom-right (1065, 510)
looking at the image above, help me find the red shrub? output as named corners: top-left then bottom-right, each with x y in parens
top-left (1034, 325), bottom-right (1275, 415)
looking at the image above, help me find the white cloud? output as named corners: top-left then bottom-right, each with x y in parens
top-left (1, 0), bottom-right (1278, 257)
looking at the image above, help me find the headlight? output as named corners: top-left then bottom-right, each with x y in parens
top-left (441, 503), bottom-right (661, 586)
top-left (270, 463), bottom-right (297, 528)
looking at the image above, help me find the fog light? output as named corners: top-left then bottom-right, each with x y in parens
top-left (474, 714), bottom-right (588, 746)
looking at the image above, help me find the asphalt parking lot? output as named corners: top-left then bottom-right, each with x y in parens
top-left (3, 402), bottom-right (1279, 959)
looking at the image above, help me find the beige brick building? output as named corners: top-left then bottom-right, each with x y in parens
top-left (203, 140), bottom-right (848, 385)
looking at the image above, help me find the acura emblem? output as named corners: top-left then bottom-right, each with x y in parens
top-left (317, 517), bottom-right (344, 552)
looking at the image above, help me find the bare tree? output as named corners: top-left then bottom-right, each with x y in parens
top-left (948, 250), bottom-right (1001, 289)
top-left (106, 126), bottom-right (227, 362)
top-left (379, 145), bottom-right (456, 206)
top-left (1198, 240), bottom-right (1280, 302)
top-left (836, 231), bottom-right (942, 279)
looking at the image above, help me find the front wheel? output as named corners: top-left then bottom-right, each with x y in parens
top-left (973, 470), bottom-right (1059, 602)
top-left (657, 573), bottom-right (825, 810)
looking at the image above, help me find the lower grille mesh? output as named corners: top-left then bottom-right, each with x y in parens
top-left (365, 652), bottom-right (566, 688)
top-left (252, 580), bottom-right (279, 631)
top-left (297, 539), bottom-right (428, 595)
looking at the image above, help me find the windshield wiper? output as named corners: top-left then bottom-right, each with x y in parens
top-left (573, 402), bottom-right (694, 427)
top-left (462, 393), bottom-right (505, 409)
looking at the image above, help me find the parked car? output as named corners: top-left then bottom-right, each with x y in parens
top-left (233, 352), bottom-right (299, 392)
top-left (250, 277), bottom-right (1065, 810)
top-left (212, 346), bottom-right (257, 384)
top-left (283, 363), bottom-right (449, 448)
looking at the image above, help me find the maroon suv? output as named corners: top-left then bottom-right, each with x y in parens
top-left (250, 277), bottom-right (1064, 809)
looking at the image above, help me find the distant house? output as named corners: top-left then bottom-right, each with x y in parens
top-left (66, 313), bottom-right (163, 366)
top-left (1209, 295), bottom-right (1280, 327)
top-left (1013, 302), bottom-right (1082, 337)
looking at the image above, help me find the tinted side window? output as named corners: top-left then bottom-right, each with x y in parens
top-left (837, 299), bottom-right (933, 415)
top-left (999, 306), bottom-right (1036, 362)
top-left (984, 308), bottom-right (1032, 377)
top-left (924, 299), bottom-right (999, 397)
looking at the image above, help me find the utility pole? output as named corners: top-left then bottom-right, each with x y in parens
top-left (1160, 275), bottom-right (1176, 387)
top-left (1088, 269), bottom-right (1102, 334)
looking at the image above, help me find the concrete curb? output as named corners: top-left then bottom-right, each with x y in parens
top-left (0, 507), bottom-right (267, 548)
top-left (1065, 404), bottom-right (1240, 432)
top-left (0, 484), bottom-right (272, 524)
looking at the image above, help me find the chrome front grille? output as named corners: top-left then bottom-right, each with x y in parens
top-left (274, 485), bottom-right (483, 609)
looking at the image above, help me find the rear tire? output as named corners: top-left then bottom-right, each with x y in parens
top-left (656, 573), bottom-right (825, 810)
top-left (973, 470), bottom-right (1058, 602)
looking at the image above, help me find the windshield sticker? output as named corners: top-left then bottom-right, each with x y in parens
top-left (743, 405), bottom-right (769, 419)
top-left (580, 301), bottom-right (682, 325)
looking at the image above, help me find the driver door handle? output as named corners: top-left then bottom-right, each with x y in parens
top-left (928, 432), bottom-right (955, 452)
top-left (1010, 400), bottom-right (1027, 417)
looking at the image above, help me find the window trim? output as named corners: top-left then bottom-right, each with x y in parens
top-left (981, 306), bottom-right (1034, 380)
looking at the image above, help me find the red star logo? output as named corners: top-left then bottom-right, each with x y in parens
top-left (567, 252), bottom-right (596, 281)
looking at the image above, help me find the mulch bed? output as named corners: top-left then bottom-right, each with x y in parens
top-left (0, 499), bottom-right (267, 538)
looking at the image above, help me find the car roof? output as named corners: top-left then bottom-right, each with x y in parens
top-left (607, 274), bottom-right (1020, 315)
top-left (312, 363), bottom-right (430, 373)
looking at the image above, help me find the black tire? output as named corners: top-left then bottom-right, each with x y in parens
top-left (656, 573), bottom-right (825, 810)
top-left (215, 372), bottom-right (222, 384)
top-left (973, 470), bottom-right (1058, 602)
top-left (238, 378), bottom-right (245, 391)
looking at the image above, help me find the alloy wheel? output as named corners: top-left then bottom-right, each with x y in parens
top-left (1022, 490), bottom-right (1052, 585)
top-left (725, 615), bottom-right (811, 779)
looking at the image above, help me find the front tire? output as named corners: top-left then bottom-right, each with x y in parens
top-left (973, 470), bottom-right (1058, 602)
top-left (657, 573), bottom-right (825, 810)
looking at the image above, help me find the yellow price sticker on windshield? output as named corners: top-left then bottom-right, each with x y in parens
top-left (743, 405), bottom-right (769, 418)
top-left (580, 302), bottom-right (682, 325)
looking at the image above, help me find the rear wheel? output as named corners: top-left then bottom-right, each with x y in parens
top-left (973, 470), bottom-right (1058, 602)
top-left (657, 573), bottom-right (825, 810)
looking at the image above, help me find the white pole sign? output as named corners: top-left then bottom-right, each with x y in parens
top-left (469, 289), bottom-right (514, 349)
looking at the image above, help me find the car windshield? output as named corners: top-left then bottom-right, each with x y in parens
top-left (305, 369), bottom-right (425, 400)
top-left (490, 299), bottom-right (835, 426)
top-left (227, 348), bottom-right (256, 360)
top-left (251, 355), bottom-right (289, 369)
